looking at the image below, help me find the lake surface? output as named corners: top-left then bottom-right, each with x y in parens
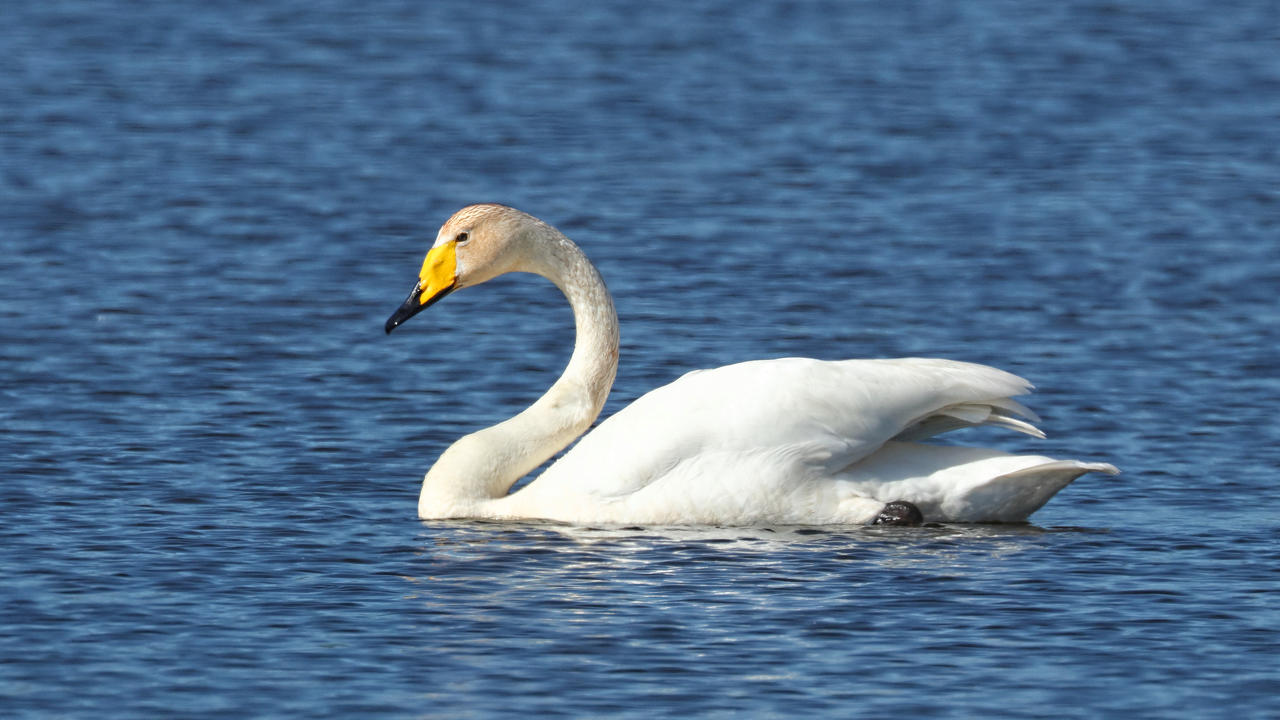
top-left (2, 0), bottom-right (1277, 717)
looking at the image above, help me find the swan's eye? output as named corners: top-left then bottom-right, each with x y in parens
top-left (455, 232), bottom-right (470, 244)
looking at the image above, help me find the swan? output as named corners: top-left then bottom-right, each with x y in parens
top-left (385, 204), bottom-right (1117, 525)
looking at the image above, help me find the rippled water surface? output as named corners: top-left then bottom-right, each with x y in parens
top-left (3, 1), bottom-right (1278, 717)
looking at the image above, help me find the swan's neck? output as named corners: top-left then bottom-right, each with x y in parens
top-left (419, 231), bottom-right (619, 517)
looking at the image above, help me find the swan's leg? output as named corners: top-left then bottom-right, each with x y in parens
top-left (872, 500), bottom-right (924, 526)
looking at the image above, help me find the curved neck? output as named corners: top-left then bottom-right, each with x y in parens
top-left (420, 230), bottom-right (619, 515)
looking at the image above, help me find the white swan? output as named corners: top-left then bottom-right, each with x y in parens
top-left (385, 204), bottom-right (1117, 525)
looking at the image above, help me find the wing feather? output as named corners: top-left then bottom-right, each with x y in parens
top-left (536, 357), bottom-right (1037, 502)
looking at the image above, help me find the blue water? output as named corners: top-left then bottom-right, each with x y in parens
top-left (3, 0), bottom-right (1278, 717)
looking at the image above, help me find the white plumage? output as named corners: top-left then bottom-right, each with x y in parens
top-left (385, 204), bottom-right (1117, 525)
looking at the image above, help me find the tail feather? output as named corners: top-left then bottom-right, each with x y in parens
top-left (893, 400), bottom-right (1045, 442)
top-left (938, 460), bottom-right (1120, 522)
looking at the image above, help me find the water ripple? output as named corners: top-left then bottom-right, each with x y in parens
top-left (4, 0), bottom-right (1279, 717)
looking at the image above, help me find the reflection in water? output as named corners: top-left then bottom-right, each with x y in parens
top-left (407, 518), bottom-right (1103, 582)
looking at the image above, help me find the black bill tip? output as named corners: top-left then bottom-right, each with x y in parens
top-left (385, 283), bottom-right (425, 334)
top-left (384, 280), bottom-right (456, 334)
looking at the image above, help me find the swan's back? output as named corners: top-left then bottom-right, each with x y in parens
top-left (505, 357), bottom-right (1071, 523)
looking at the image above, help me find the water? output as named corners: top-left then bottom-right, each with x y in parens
top-left (2, 0), bottom-right (1277, 716)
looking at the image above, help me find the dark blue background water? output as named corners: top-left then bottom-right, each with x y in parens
top-left (3, 1), bottom-right (1277, 717)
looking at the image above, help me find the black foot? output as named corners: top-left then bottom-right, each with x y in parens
top-left (873, 500), bottom-right (923, 526)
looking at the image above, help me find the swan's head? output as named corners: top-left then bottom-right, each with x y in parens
top-left (385, 204), bottom-right (548, 333)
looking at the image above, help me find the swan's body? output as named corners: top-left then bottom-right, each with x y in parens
top-left (386, 204), bottom-right (1116, 525)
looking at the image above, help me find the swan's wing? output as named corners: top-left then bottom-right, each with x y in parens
top-left (534, 357), bottom-right (1038, 504)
